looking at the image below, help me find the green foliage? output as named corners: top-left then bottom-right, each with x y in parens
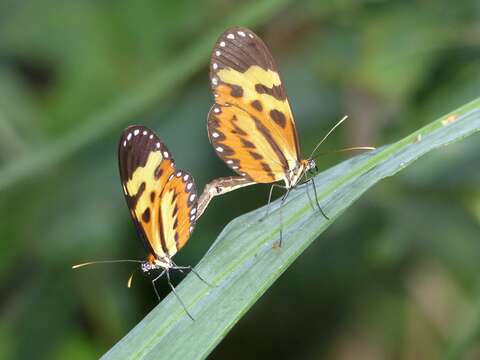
top-left (0, 0), bottom-right (291, 190)
top-left (1, 1), bottom-right (480, 359)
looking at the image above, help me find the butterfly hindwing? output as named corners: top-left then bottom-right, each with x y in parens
top-left (118, 125), bottom-right (196, 260)
top-left (208, 26), bottom-right (301, 183)
top-left (159, 170), bottom-right (197, 256)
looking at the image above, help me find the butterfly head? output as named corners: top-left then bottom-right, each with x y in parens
top-left (300, 158), bottom-right (318, 180)
top-left (287, 159), bottom-right (317, 188)
top-left (141, 254), bottom-right (172, 273)
top-left (305, 158), bottom-right (317, 173)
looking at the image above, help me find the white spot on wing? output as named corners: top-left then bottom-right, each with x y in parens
top-left (212, 63), bottom-right (218, 70)
top-left (248, 33), bottom-right (254, 38)
top-left (232, 166), bottom-right (239, 169)
top-left (189, 194), bottom-right (196, 202)
top-left (219, 41), bottom-right (226, 47)
top-left (133, 129), bottom-right (140, 136)
top-left (163, 151), bottom-right (169, 158)
top-left (168, 174), bottom-right (174, 181)
top-left (176, 171), bottom-right (182, 177)
top-left (143, 130), bottom-right (148, 135)
top-left (216, 146), bottom-right (224, 152)
top-left (227, 33), bottom-right (234, 39)
top-left (212, 78), bottom-right (218, 85)
top-left (149, 134), bottom-right (154, 139)
top-left (212, 132), bottom-right (220, 138)
top-left (183, 174), bottom-right (189, 181)
top-left (215, 50), bottom-right (221, 56)
top-left (214, 107), bottom-right (220, 113)
top-left (238, 31), bottom-right (246, 37)
top-left (156, 142), bottom-right (161, 149)
top-left (190, 208), bottom-right (196, 215)
top-left (127, 133), bottom-right (132, 141)
top-left (189, 226), bottom-right (194, 233)
top-left (123, 140), bottom-right (127, 147)
top-left (187, 183), bottom-right (193, 190)
top-left (226, 160), bottom-right (233, 164)
top-left (190, 215), bottom-right (195, 221)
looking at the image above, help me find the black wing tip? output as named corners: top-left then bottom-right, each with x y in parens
top-left (124, 124), bottom-right (147, 131)
top-left (219, 26), bottom-right (257, 38)
top-left (120, 124), bottom-right (152, 140)
top-left (210, 26), bottom-right (274, 84)
top-left (118, 125), bottom-right (168, 152)
top-left (118, 125), bottom-right (175, 175)
top-left (211, 26), bottom-right (259, 54)
top-left (211, 26), bottom-right (258, 56)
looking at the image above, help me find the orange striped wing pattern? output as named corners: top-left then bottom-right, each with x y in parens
top-left (118, 125), bottom-right (197, 261)
top-left (208, 26), bottom-right (301, 184)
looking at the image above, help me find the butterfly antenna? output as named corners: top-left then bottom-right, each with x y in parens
top-left (309, 115), bottom-right (349, 160)
top-left (72, 259), bottom-right (142, 269)
top-left (313, 146), bottom-right (376, 158)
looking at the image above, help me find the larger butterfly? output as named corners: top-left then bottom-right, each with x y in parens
top-left (74, 125), bottom-right (206, 319)
top-left (206, 27), bottom-right (328, 243)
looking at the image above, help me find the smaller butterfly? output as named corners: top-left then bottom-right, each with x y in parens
top-left (73, 125), bottom-right (209, 320)
top-left (205, 27), bottom-right (374, 245)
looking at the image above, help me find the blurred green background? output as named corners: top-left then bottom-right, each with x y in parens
top-left (1, 0), bottom-right (479, 359)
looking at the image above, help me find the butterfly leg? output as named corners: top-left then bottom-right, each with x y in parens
top-left (172, 264), bottom-right (213, 287)
top-left (260, 183), bottom-right (287, 222)
top-left (274, 187), bottom-right (292, 248)
top-left (166, 270), bottom-right (194, 321)
top-left (303, 175), bottom-right (316, 211)
top-left (151, 269), bottom-right (166, 301)
top-left (309, 176), bottom-right (329, 220)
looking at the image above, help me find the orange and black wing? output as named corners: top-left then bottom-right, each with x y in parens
top-left (119, 125), bottom-right (196, 260)
top-left (208, 26), bottom-right (300, 183)
top-left (157, 169), bottom-right (198, 257)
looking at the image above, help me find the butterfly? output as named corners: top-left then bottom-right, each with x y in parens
top-left (206, 26), bottom-right (329, 245)
top-left (73, 125), bottom-right (208, 320)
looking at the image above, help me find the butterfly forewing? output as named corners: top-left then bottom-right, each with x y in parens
top-left (208, 26), bottom-right (301, 183)
top-left (119, 125), bottom-right (196, 260)
top-left (208, 105), bottom-right (286, 182)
